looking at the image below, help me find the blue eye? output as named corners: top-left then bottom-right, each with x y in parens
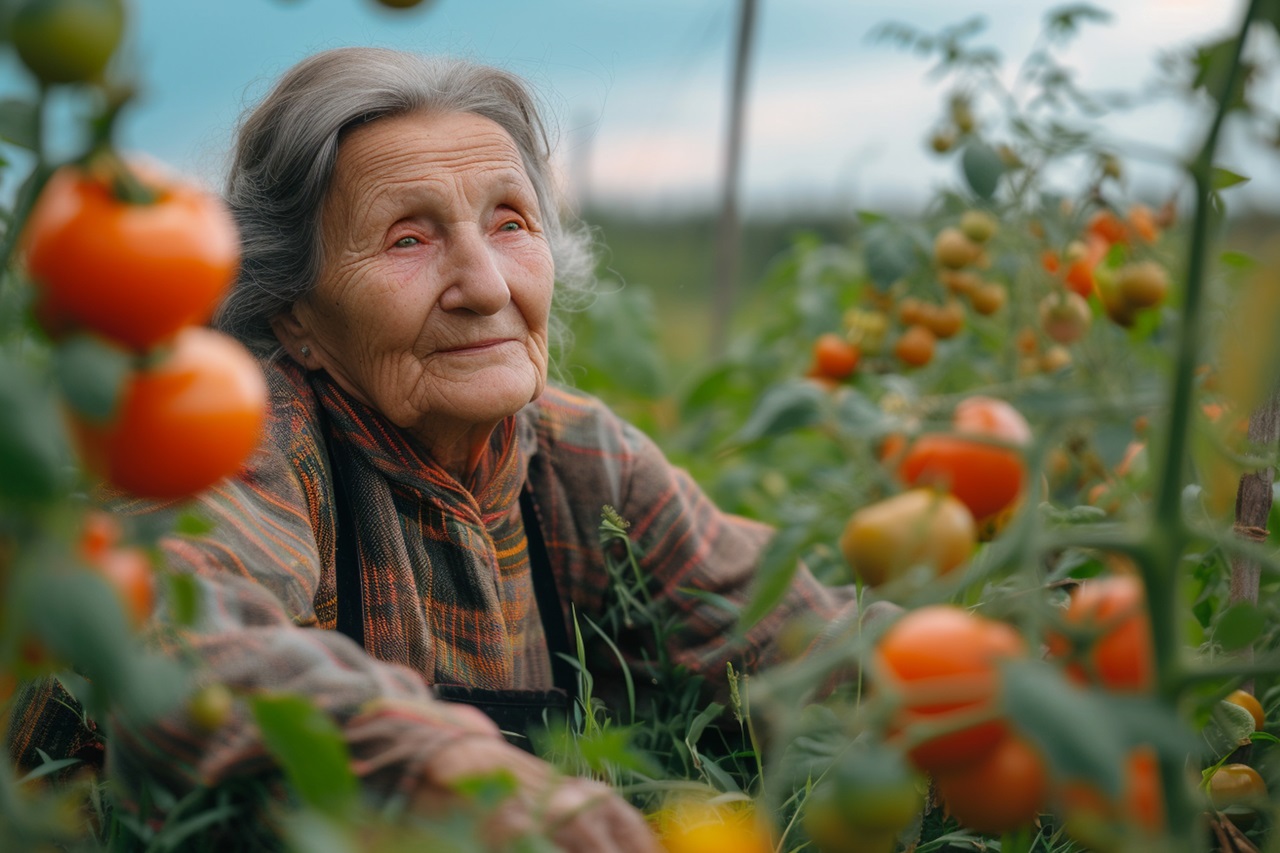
top-left (500, 221), bottom-right (522, 232)
top-left (394, 236), bottom-right (419, 247)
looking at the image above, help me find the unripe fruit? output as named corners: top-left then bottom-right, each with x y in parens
top-left (839, 489), bottom-right (976, 587)
top-left (959, 210), bottom-right (999, 243)
top-left (1115, 261), bottom-right (1169, 309)
top-left (1039, 291), bottom-right (1092, 344)
top-left (934, 227), bottom-right (980, 270)
top-left (970, 282), bottom-right (1007, 316)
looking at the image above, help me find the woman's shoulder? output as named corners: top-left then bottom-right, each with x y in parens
top-left (522, 384), bottom-right (627, 446)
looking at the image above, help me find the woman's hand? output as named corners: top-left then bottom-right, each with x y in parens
top-left (415, 732), bottom-right (661, 852)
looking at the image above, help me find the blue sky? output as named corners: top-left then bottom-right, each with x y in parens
top-left (6, 0), bottom-right (1267, 213)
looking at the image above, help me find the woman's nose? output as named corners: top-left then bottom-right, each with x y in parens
top-left (437, 229), bottom-right (511, 315)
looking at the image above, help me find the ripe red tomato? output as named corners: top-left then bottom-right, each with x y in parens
top-left (808, 333), bottom-right (860, 381)
top-left (1049, 575), bottom-right (1154, 692)
top-left (874, 605), bottom-right (1026, 772)
top-left (934, 734), bottom-right (1048, 834)
top-left (22, 162), bottom-right (240, 351)
top-left (898, 396), bottom-right (1030, 523)
top-left (1087, 210), bottom-right (1129, 246)
top-left (71, 327), bottom-right (268, 499)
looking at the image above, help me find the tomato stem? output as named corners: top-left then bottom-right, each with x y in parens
top-left (1143, 0), bottom-right (1263, 845)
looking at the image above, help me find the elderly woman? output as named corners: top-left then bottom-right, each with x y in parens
top-left (10, 47), bottom-right (875, 850)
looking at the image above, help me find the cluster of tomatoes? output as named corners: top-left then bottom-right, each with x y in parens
top-left (839, 395), bottom-right (1029, 591)
top-left (24, 160), bottom-right (265, 500)
top-left (6, 0), bottom-right (266, 678)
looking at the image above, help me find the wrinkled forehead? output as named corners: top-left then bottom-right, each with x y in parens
top-left (321, 111), bottom-right (539, 232)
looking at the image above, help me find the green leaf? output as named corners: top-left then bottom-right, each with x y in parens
top-left (1211, 167), bottom-right (1250, 191)
top-left (173, 510), bottom-right (216, 537)
top-left (0, 358), bottom-right (71, 504)
top-left (961, 141), bottom-right (1005, 200)
top-left (572, 286), bottom-right (666, 399)
top-left (1219, 250), bottom-right (1255, 270)
top-left (251, 694), bottom-right (359, 815)
top-left (863, 223), bottom-right (917, 289)
top-left (1001, 659), bottom-right (1125, 795)
top-left (1202, 700), bottom-right (1256, 760)
top-left (0, 98), bottom-right (38, 150)
top-left (737, 519), bottom-right (809, 631)
top-left (53, 334), bottom-right (133, 423)
top-left (1214, 602), bottom-right (1267, 652)
top-left (733, 380), bottom-right (824, 444)
top-left (165, 573), bottom-right (201, 626)
top-left (833, 388), bottom-right (892, 437)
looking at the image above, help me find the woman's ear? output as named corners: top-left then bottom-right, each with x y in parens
top-left (269, 309), bottom-right (314, 368)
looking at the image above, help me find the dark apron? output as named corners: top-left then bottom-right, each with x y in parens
top-left (328, 450), bottom-right (576, 752)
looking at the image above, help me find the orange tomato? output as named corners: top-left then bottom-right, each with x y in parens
top-left (924, 300), bottom-right (965, 340)
top-left (1057, 745), bottom-right (1164, 846)
top-left (808, 333), bottom-right (860, 381)
top-left (1087, 209), bottom-right (1129, 246)
top-left (22, 162), bottom-right (240, 351)
top-left (934, 734), bottom-right (1048, 834)
top-left (898, 396), bottom-right (1030, 523)
top-left (1063, 257), bottom-right (1096, 299)
top-left (1127, 204), bottom-right (1160, 243)
top-left (96, 546), bottom-right (155, 628)
top-left (76, 510), bottom-right (154, 626)
top-left (894, 325), bottom-right (936, 368)
top-left (1050, 575), bottom-right (1154, 692)
top-left (71, 327), bottom-right (268, 499)
top-left (874, 605), bottom-right (1026, 772)
top-left (1209, 763), bottom-right (1268, 811)
top-left (934, 227), bottom-right (980, 269)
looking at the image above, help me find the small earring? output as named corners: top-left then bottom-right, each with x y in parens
top-left (300, 345), bottom-right (311, 358)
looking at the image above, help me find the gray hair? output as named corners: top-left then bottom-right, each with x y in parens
top-left (215, 47), bottom-right (596, 357)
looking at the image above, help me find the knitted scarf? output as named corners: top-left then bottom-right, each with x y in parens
top-left (310, 371), bottom-right (552, 691)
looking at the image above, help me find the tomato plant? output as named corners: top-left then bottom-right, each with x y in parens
top-left (873, 605), bottom-right (1026, 772)
top-left (70, 326), bottom-right (268, 499)
top-left (838, 488), bottom-right (975, 587)
top-left (23, 161), bottom-right (240, 351)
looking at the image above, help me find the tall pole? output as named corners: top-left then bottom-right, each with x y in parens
top-left (711, 0), bottom-right (758, 359)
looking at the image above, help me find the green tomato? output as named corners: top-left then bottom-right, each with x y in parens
top-left (12, 0), bottom-right (124, 85)
top-left (803, 743), bottom-right (923, 853)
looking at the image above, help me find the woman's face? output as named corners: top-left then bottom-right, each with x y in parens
top-left (284, 110), bottom-right (554, 451)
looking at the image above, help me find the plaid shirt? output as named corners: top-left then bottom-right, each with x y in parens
top-left (8, 357), bottom-right (866, 806)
